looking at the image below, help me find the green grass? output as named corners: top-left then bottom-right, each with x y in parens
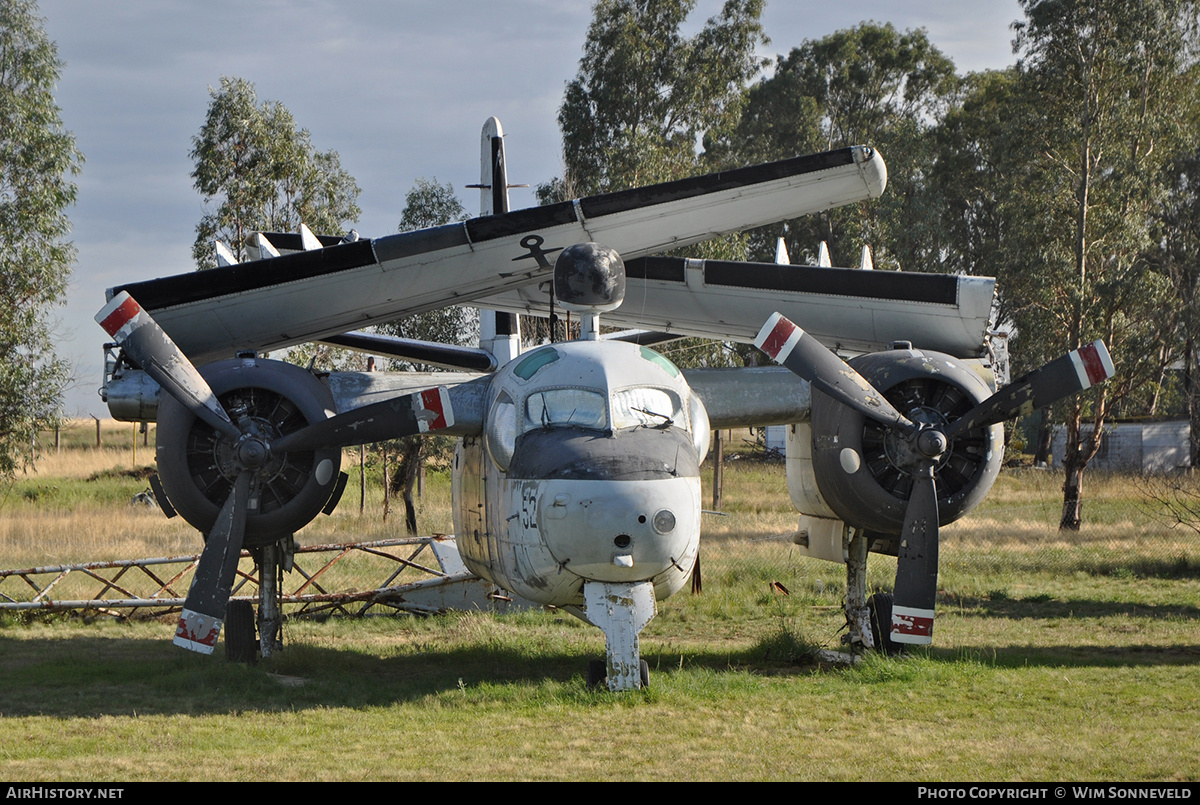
top-left (1, 431), bottom-right (1198, 781)
top-left (1, 601), bottom-right (1197, 781)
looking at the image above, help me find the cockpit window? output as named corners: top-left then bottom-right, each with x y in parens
top-left (612, 387), bottom-right (685, 430)
top-left (525, 388), bottom-right (607, 430)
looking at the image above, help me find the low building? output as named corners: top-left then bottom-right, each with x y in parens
top-left (1051, 420), bottom-right (1191, 473)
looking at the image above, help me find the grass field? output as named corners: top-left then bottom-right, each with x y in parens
top-left (0, 422), bottom-right (1197, 781)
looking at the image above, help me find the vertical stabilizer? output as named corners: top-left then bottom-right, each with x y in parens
top-left (477, 117), bottom-right (521, 364)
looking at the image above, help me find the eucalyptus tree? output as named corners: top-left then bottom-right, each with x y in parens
top-left (550, 0), bottom-right (768, 370)
top-left (714, 22), bottom-right (959, 268)
top-left (0, 0), bottom-right (82, 478)
top-left (1005, 0), bottom-right (1198, 528)
top-left (1151, 146), bottom-right (1200, 467)
top-left (557, 0), bottom-right (768, 198)
top-left (376, 178), bottom-right (474, 534)
top-left (190, 77), bottom-right (360, 268)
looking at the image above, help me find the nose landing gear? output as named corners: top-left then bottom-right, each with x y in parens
top-left (583, 580), bottom-right (656, 691)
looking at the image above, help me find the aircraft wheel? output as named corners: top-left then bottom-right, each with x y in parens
top-left (587, 660), bottom-right (606, 690)
top-left (224, 600), bottom-right (258, 664)
top-left (868, 592), bottom-right (905, 656)
top-left (639, 659), bottom-right (650, 689)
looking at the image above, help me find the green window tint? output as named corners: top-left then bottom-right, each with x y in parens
top-left (513, 347), bottom-right (560, 380)
top-left (640, 347), bottom-right (680, 378)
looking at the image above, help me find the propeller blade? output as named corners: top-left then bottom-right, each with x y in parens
top-left (270, 386), bottom-right (455, 454)
top-left (890, 467), bottom-right (939, 645)
top-left (755, 312), bottom-right (914, 432)
top-left (946, 340), bottom-right (1115, 440)
top-left (96, 291), bottom-right (241, 442)
top-left (174, 471), bottom-right (252, 654)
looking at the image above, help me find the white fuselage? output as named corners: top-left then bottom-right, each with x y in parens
top-left (452, 340), bottom-right (707, 607)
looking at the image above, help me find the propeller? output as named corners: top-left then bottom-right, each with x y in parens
top-left (97, 291), bottom-right (455, 653)
top-left (755, 312), bottom-right (1114, 646)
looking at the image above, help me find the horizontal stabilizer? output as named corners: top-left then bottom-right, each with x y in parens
top-left (107, 146), bottom-right (887, 364)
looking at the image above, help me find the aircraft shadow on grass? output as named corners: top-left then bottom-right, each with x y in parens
top-left (949, 594), bottom-right (1200, 623)
top-left (2, 625), bottom-right (1196, 719)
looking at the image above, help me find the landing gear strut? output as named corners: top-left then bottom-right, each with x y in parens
top-left (583, 580), bottom-right (656, 691)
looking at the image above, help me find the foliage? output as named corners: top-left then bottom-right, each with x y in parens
top-left (551, 0), bottom-right (767, 367)
top-left (1147, 84), bottom-right (1200, 463)
top-left (189, 76), bottom-right (361, 268)
top-left (715, 22), bottom-right (959, 268)
top-left (1002, 0), bottom-right (1199, 527)
top-left (0, 0), bottom-right (82, 481)
top-left (557, 0), bottom-right (768, 198)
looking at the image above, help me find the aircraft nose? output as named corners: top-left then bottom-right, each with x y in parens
top-left (536, 475), bottom-right (700, 585)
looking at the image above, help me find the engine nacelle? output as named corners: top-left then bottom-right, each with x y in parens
top-left (788, 347), bottom-right (1004, 536)
top-left (155, 357), bottom-right (344, 547)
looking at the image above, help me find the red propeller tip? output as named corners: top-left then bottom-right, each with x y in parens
top-left (890, 604), bottom-right (934, 645)
top-left (754, 312), bottom-right (803, 362)
top-left (96, 291), bottom-right (143, 339)
top-left (1072, 341), bottom-right (1115, 388)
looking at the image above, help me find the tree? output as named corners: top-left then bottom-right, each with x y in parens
top-left (715, 22), bottom-right (959, 267)
top-left (557, 0), bottom-right (768, 197)
top-left (1150, 145), bottom-right (1200, 467)
top-left (379, 178), bottom-right (474, 534)
top-left (550, 0), bottom-right (767, 369)
top-left (1005, 0), bottom-right (1198, 528)
top-left (0, 0), bottom-right (82, 479)
top-left (189, 77), bottom-right (360, 268)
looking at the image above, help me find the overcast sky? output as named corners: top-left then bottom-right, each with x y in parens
top-left (36, 0), bottom-right (1023, 417)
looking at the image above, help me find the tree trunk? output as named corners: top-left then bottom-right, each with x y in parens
top-left (389, 437), bottom-right (424, 535)
top-left (381, 449), bottom-right (390, 522)
top-left (711, 429), bottom-right (723, 510)
top-left (1033, 408), bottom-right (1053, 467)
top-left (1059, 408), bottom-right (1084, 531)
top-left (1186, 337), bottom-right (1200, 471)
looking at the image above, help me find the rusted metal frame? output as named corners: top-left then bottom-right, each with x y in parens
top-left (0, 573), bottom-right (475, 614)
top-left (8, 572), bottom-right (46, 596)
top-left (0, 554), bottom-right (212, 575)
top-left (367, 543), bottom-right (445, 588)
top-left (291, 536), bottom-right (443, 554)
top-left (0, 538), bottom-right (467, 615)
top-left (154, 559), bottom-right (199, 599)
top-left (33, 568), bottom-right (72, 602)
top-left (289, 547), bottom-right (353, 597)
top-left (229, 564), bottom-right (260, 598)
top-left (126, 563), bottom-right (186, 601)
top-left (76, 565), bottom-right (145, 602)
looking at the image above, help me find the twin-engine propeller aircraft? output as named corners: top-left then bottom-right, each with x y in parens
top-left (96, 121), bottom-right (1113, 689)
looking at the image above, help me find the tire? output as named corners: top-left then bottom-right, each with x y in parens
top-left (868, 593), bottom-right (905, 656)
top-left (225, 600), bottom-right (258, 664)
top-left (587, 659), bottom-right (607, 690)
top-left (639, 659), bottom-right (650, 689)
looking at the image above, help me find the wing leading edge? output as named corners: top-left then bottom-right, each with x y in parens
top-left (108, 146), bottom-right (887, 365)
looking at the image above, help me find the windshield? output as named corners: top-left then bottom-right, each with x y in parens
top-left (525, 388), bottom-right (607, 430)
top-left (611, 387), bottom-right (685, 430)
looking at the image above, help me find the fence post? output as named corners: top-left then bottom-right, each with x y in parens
top-left (712, 430), bottom-right (724, 510)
